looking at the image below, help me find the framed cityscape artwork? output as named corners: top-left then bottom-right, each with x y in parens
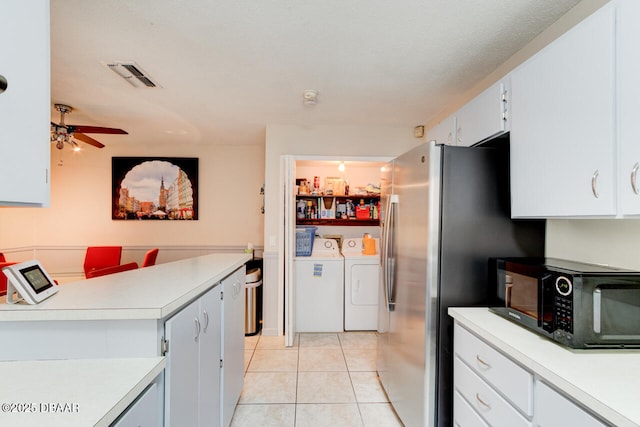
top-left (112, 157), bottom-right (199, 220)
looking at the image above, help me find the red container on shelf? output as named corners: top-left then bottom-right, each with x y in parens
top-left (355, 205), bottom-right (370, 220)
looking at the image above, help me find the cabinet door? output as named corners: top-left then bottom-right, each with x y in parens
top-left (112, 382), bottom-right (160, 427)
top-left (427, 115), bottom-right (456, 146)
top-left (617, 0), bottom-right (640, 215)
top-left (164, 298), bottom-right (200, 427)
top-left (0, 0), bottom-right (50, 206)
top-left (199, 286), bottom-right (222, 427)
top-left (510, 3), bottom-right (616, 217)
top-left (221, 268), bottom-right (246, 427)
top-left (455, 80), bottom-right (509, 147)
top-left (535, 381), bottom-right (605, 427)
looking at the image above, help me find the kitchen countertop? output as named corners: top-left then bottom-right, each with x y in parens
top-left (0, 357), bottom-right (165, 427)
top-left (449, 307), bottom-right (640, 427)
top-left (0, 253), bottom-right (251, 321)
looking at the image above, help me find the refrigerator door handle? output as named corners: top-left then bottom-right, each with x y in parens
top-left (382, 194), bottom-right (398, 312)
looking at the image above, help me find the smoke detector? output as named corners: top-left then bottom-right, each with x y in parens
top-left (303, 89), bottom-right (318, 106)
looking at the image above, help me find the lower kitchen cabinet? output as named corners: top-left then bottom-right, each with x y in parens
top-left (221, 268), bottom-right (246, 427)
top-left (165, 286), bottom-right (222, 426)
top-left (165, 268), bottom-right (245, 427)
top-left (112, 382), bottom-right (160, 427)
top-left (453, 322), bottom-right (606, 427)
top-left (535, 381), bottom-right (605, 427)
top-left (454, 324), bottom-right (532, 427)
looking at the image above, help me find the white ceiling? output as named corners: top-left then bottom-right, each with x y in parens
top-left (50, 0), bottom-right (582, 149)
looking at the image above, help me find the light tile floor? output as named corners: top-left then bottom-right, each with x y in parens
top-left (230, 332), bottom-right (404, 427)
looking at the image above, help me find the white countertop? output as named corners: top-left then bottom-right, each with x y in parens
top-left (449, 307), bottom-right (640, 427)
top-left (0, 357), bottom-right (165, 427)
top-left (0, 253), bottom-right (251, 321)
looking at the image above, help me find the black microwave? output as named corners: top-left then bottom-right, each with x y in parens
top-left (488, 257), bottom-right (640, 349)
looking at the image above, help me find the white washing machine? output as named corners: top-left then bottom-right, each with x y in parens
top-left (342, 237), bottom-right (380, 331)
top-left (294, 238), bottom-right (344, 332)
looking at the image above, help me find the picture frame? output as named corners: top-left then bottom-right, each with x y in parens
top-left (112, 157), bottom-right (198, 220)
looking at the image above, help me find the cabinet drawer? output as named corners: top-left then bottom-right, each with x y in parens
top-left (535, 381), bottom-right (605, 427)
top-left (454, 390), bottom-right (489, 427)
top-left (454, 324), bottom-right (533, 415)
top-left (454, 357), bottom-right (532, 427)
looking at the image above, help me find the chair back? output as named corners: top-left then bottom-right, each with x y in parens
top-left (0, 262), bottom-right (17, 296)
top-left (142, 248), bottom-right (159, 268)
top-left (83, 246), bottom-right (122, 277)
top-left (86, 262), bottom-right (139, 278)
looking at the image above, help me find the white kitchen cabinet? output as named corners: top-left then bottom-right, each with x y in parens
top-left (427, 115), bottom-right (456, 146)
top-left (0, 0), bottom-right (50, 206)
top-left (221, 267), bottom-right (245, 427)
top-left (453, 390), bottom-right (489, 427)
top-left (454, 357), bottom-right (531, 427)
top-left (455, 79), bottom-right (509, 147)
top-left (535, 381), bottom-right (605, 427)
top-left (165, 285), bottom-right (223, 427)
top-left (454, 324), bottom-right (533, 427)
top-left (616, 0), bottom-right (640, 215)
top-left (510, 3), bottom-right (616, 218)
top-left (112, 382), bottom-right (160, 427)
top-left (452, 320), bottom-right (610, 427)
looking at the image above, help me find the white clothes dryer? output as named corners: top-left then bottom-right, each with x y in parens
top-left (342, 237), bottom-right (380, 331)
top-left (294, 238), bottom-right (344, 332)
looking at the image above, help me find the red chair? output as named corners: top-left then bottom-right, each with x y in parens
top-left (86, 261), bottom-right (139, 278)
top-left (141, 248), bottom-right (159, 268)
top-left (0, 254), bottom-right (17, 296)
top-left (83, 246), bottom-right (122, 278)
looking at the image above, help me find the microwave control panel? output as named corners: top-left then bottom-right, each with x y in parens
top-left (553, 275), bottom-right (574, 335)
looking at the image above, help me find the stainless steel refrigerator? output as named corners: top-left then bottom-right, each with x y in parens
top-left (377, 140), bottom-right (545, 427)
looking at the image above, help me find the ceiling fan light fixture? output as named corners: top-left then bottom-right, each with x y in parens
top-left (107, 61), bottom-right (158, 88)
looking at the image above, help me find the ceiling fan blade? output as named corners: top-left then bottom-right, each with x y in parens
top-left (68, 125), bottom-right (128, 135)
top-left (73, 132), bottom-right (105, 148)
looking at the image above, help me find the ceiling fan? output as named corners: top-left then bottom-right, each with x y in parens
top-left (50, 104), bottom-right (128, 150)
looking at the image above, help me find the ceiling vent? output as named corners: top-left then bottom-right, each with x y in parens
top-left (107, 62), bottom-right (158, 88)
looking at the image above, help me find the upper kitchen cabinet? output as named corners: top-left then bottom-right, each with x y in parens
top-left (454, 79), bottom-right (510, 147)
top-left (0, 0), bottom-right (51, 206)
top-left (510, 3), bottom-right (616, 218)
top-left (426, 115), bottom-right (455, 146)
top-left (616, 0), bottom-right (640, 215)
top-left (427, 80), bottom-right (509, 148)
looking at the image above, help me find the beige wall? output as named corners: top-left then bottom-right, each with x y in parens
top-left (0, 141), bottom-right (265, 262)
top-left (546, 219), bottom-right (640, 270)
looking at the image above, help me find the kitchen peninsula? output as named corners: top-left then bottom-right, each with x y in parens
top-left (0, 252), bottom-right (251, 426)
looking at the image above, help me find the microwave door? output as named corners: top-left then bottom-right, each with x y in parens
top-left (593, 284), bottom-right (640, 337)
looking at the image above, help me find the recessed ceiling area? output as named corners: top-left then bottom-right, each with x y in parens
top-left (50, 0), bottom-right (585, 148)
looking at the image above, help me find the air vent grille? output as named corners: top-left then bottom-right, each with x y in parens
top-left (107, 62), bottom-right (157, 88)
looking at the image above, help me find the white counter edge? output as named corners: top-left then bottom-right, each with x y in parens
top-left (96, 357), bottom-right (166, 427)
top-left (0, 253), bottom-right (251, 322)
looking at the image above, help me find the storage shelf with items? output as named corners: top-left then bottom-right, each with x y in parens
top-left (296, 195), bottom-right (380, 226)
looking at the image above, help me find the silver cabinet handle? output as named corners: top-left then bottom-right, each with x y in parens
top-left (593, 288), bottom-right (601, 334)
top-left (475, 393), bottom-right (491, 409)
top-left (194, 317), bottom-right (201, 342)
top-left (476, 355), bottom-right (491, 369)
top-left (0, 74), bottom-right (7, 94)
top-left (591, 170), bottom-right (599, 199)
top-left (631, 163), bottom-right (639, 195)
top-left (203, 309), bottom-right (210, 332)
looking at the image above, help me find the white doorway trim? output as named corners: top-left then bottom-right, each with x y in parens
top-left (281, 154), bottom-right (393, 346)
